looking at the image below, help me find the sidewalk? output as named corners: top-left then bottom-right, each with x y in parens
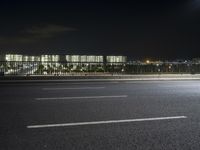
top-left (1, 74), bottom-right (200, 83)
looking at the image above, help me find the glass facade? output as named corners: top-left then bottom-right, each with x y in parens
top-left (3, 54), bottom-right (125, 63)
top-left (66, 55), bottom-right (103, 63)
top-left (4, 54), bottom-right (41, 62)
top-left (66, 55), bottom-right (80, 62)
top-left (87, 56), bottom-right (103, 62)
top-left (5, 54), bottom-right (23, 61)
top-left (41, 55), bottom-right (59, 62)
top-left (106, 56), bottom-right (127, 63)
top-left (0, 54), bottom-right (128, 75)
top-left (22, 56), bottom-right (40, 61)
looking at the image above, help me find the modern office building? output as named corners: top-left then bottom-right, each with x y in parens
top-left (2, 54), bottom-right (40, 62)
top-left (41, 55), bottom-right (60, 62)
top-left (66, 55), bottom-right (103, 63)
top-left (1, 54), bottom-right (200, 75)
top-left (106, 56), bottom-right (127, 64)
top-left (0, 54), bottom-right (127, 75)
top-left (0, 54), bottom-right (127, 63)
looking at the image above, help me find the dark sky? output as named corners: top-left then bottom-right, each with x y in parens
top-left (0, 0), bottom-right (200, 59)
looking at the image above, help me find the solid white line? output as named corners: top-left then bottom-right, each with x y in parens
top-left (27, 116), bottom-right (187, 129)
top-left (35, 95), bottom-right (128, 100)
top-left (42, 87), bottom-right (105, 90)
top-left (70, 81), bottom-right (119, 84)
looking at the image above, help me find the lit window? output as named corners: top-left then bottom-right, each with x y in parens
top-left (107, 56), bottom-right (126, 63)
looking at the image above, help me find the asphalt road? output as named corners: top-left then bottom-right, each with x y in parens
top-left (1, 80), bottom-right (200, 150)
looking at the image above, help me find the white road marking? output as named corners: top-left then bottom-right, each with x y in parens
top-left (42, 87), bottom-right (105, 90)
top-left (70, 81), bottom-right (119, 84)
top-left (157, 85), bottom-right (200, 88)
top-left (27, 116), bottom-right (187, 129)
top-left (35, 95), bottom-right (128, 100)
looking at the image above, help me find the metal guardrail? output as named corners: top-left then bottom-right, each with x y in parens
top-left (0, 61), bottom-right (200, 75)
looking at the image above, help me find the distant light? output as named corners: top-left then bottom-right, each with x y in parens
top-left (146, 60), bottom-right (150, 64)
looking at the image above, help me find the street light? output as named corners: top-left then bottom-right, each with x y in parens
top-left (146, 60), bottom-right (150, 64)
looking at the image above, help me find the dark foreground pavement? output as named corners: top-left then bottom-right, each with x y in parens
top-left (1, 80), bottom-right (200, 150)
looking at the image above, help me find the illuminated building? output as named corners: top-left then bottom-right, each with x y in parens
top-left (5, 54), bottom-right (23, 62)
top-left (41, 55), bottom-right (59, 62)
top-left (66, 55), bottom-right (103, 63)
top-left (0, 53), bottom-right (127, 75)
top-left (106, 56), bottom-right (127, 64)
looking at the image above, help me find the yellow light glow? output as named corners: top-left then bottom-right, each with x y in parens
top-left (146, 60), bottom-right (150, 64)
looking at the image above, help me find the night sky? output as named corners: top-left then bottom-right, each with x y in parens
top-left (0, 0), bottom-right (200, 59)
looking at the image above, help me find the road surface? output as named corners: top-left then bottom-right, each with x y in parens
top-left (1, 80), bottom-right (200, 150)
